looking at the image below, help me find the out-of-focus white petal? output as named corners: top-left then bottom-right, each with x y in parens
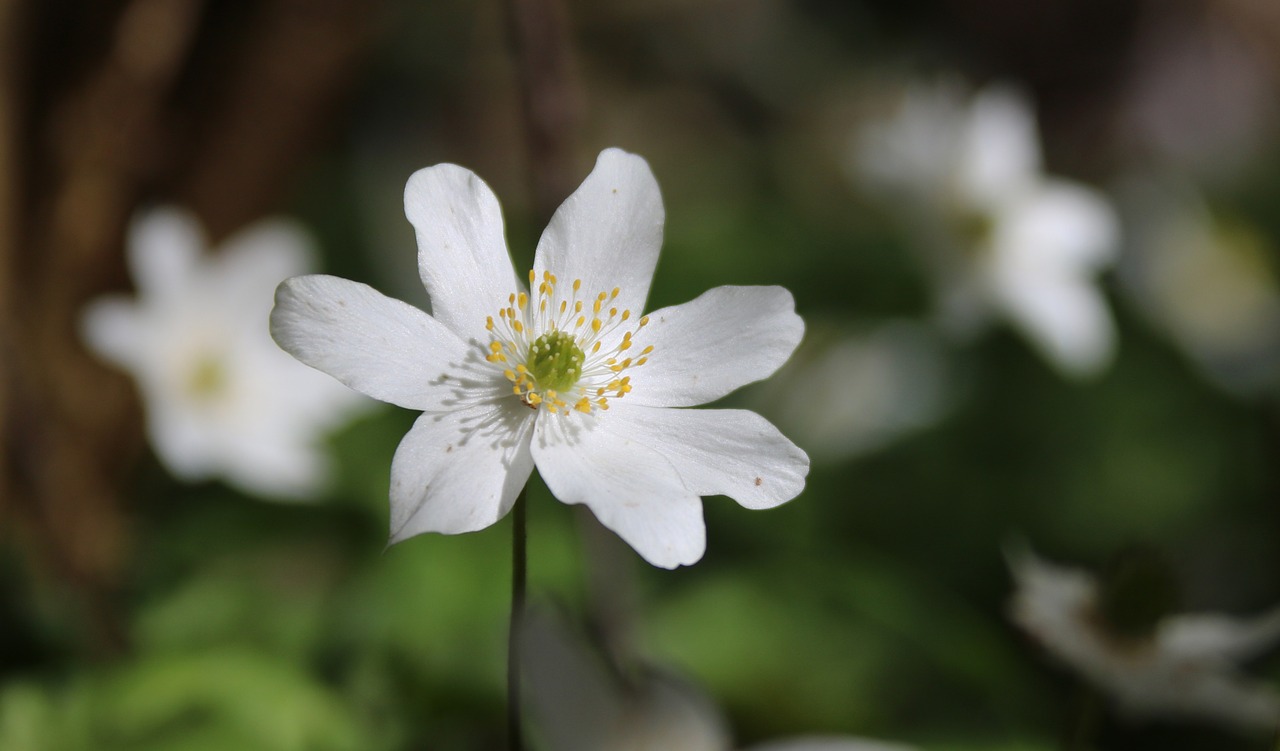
top-left (80, 297), bottom-right (144, 367)
top-left (991, 270), bottom-right (1116, 377)
top-left (533, 148), bottom-right (664, 318)
top-left (405, 163), bottom-right (521, 339)
top-left (629, 286), bottom-right (803, 408)
top-left (532, 416), bottom-right (705, 569)
top-left (747, 738), bottom-right (919, 751)
top-left (998, 181), bottom-right (1118, 272)
top-left (604, 403), bottom-right (808, 510)
top-left (219, 431), bottom-right (330, 500)
top-left (759, 322), bottom-right (951, 463)
top-left (215, 219), bottom-right (316, 303)
top-left (271, 275), bottom-right (492, 411)
top-left (388, 402), bottom-right (534, 541)
top-left (958, 85), bottom-right (1041, 205)
top-left (127, 207), bottom-right (203, 298)
top-left (1160, 607), bottom-right (1280, 663)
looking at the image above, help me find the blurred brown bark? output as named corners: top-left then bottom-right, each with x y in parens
top-left (0, 0), bottom-right (376, 657)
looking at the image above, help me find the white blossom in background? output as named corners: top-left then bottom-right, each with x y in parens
top-left (81, 208), bottom-right (373, 500)
top-left (521, 607), bottom-right (918, 751)
top-left (1120, 177), bottom-right (1280, 394)
top-left (753, 320), bottom-right (950, 463)
top-left (1008, 547), bottom-right (1280, 730)
top-left (270, 148), bottom-right (809, 569)
top-left (855, 81), bottom-right (1119, 378)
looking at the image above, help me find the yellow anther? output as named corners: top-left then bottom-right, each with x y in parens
top-left (575, 316), bottom-right (585, 328)
top-left (486, 316), bottom-right (495, 330)
top-left (606, 358), bottom-right (617, 366)
top-left (529, 269), bottom-right (536, 284)
top-left (513, 320), bottom-right (524, 333)
top-left (591, 341), bottom-right (601, 353)
top-left (490, 341), bottom-right (502, 352)
top-left (597, 292), bottom-right (607, 301)
top-left (639, 316), bottom-right (649, 327)
top-left (527, 393), bottom-right (542, 406)
top-left (593, 299), bottom-right (602, 314)
top-left (596, 387), bottom-right (606, 396)
top-left (634, 357), bottom-right (648, 367)
top-left (573, 279), bottom-right (582, 292)
top-left (516, 363), bottom-right (527, 373)
top-left (546, 390), bottom-right (557, 399)
top-left (559, 301), bottom-right (567, 314)
top-left (591, 318), bottom-right (602, 333)
top-left (509, 293), bottom-right (516, 304)
top-left (597, 398), bottom-right (609, 410)
top-left (641, 345), bottom-right (653, 355)
top-left (575, 301), bottom-right (583, 313)
top-left (619, 341), bottom-right (631, 351)
top-left (609, 307), bottom-right (617, 318)
top-left (499, 308), bottom-right (507, 319)
top-left (610, 287), bottom-right (620, 299)
top-left (540, 300), bottom-right (547, 312)
top-left (621, 310), bottom-right (631, 321)
top-left (574, 398), bottom-right (592, 414)
top-left (504, 369), bottom-right (516, 381)
top-left (513, 384), bottom-right (522, 394)
top-left (517, 292), bottom-right (528, 308)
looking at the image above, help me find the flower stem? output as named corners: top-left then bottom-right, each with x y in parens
top-left (507, 486), bottom-right (529, 751)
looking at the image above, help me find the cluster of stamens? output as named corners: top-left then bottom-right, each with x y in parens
top-left (484, 270), bottom-right (653, 414)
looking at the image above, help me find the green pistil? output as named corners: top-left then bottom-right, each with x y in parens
top-left (528, 330), bottom-right (584, 393)
top-left (188, 356), bottom-right (228, 400)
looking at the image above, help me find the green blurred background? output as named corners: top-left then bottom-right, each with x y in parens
top-left (2, 0), bottom-right (1279, 749)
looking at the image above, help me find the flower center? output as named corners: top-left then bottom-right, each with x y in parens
top-left (528, 330), bottom-right (584, 392)
top-left (484, 270), bottom-right (653, 415)
top-left (187, 354), bottom-right (228, 401)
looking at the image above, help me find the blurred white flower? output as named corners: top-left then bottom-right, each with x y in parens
top-left (855, 81), bottom-right (1119, 378)
top-left (753, 321), bottom-right (950, 463)
top-left (270, 149), bottom-right (808, 569)
top-left (81, 207), bottom-right (372, 500)
top-left (1120, 177), bottom-right (1280, 394)
top-left (521, 607), bottom-right (917, 751)
top-left (1008, 547), bottom-right (1280, 730)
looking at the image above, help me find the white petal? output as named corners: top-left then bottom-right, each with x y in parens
top-left (629, 286), bottom-right (804, 407)
top-left (1160, 606), bottom-right (1280, 663)
top-left (605, 403), bottom-right (808, 509)
top-left (958, 84), bottom-right (1042, 204)
top-left (533, 149), bottom-right (664, 318)
top-left (218, 432), bottom-right (330, 500)
top-left (991, 270), bottom-right (1116, 377)
top-left (998, 180), bottom-right (1119, 272)
top-left (215, 218), bottom-right (316, 302)
top-left (532, 415), bottom-right (705, 568)
top-left (389, 401), bottom-right (535, 540)
top-left (270, 275), bottom-right (495, 411)
top-left (405, 163), bottom-right (521, 339)
top-left (127, 206), bottom-right (204, 298)
top-left (80, 296), bottom-right (143, 368)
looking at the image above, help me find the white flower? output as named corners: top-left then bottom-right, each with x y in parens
top-left (81, 207), bottom-right (372, 500)
top-left (1008, 547), bottom-right (1280, 729)
top-left (521, 606), bottom-right (917, 751)
top-left (269, 148), bottom-right (808, 568)
top-left (856, 81), bottom-right (1119, 377)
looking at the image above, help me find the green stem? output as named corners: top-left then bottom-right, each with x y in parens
top-left (507, 487), bottom-right (528, 751)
